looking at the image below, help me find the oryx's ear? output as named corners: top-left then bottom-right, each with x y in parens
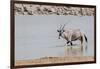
top-left (63, 30), bottom-right (65, 32)
top-left (57, 30), bottom-right (59, 32)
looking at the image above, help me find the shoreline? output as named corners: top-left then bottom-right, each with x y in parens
top-left (15, 56), bottom-right (94, 66)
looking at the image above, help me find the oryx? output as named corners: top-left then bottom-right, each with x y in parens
top-left (57, 24), bottom-right (88, 51)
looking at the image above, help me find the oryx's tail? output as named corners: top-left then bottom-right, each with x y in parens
top-left (84, 34), bottom-right (88, 51)
top-left (84, 34), bottom-right (88, 43)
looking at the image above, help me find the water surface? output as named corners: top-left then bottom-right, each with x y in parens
top-left (15, 15), bottom-right (94, 60)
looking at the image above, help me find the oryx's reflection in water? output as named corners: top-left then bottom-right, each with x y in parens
top-left (64, 45), bottom-right (84, 56)
top-left (55, 43), bottom-right (87, 56)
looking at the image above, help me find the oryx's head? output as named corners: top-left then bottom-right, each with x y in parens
top-left (57, 24), bottom-right (66, 39)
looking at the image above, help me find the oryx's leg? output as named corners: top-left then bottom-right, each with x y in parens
top-left (80, 36), bottom-right (83, 45)
top-left (67, 41), bottom-right (70, 44)
top-left (79, 36), bottom-right (83, 53)
top-left (70, 41), bottom-right (73, 46)
top-left (66, 41), bottom-right (70, 46)
top-left (64, 39), bottom-right (70, 46)
top-left (64, 41), bottom-right (68, 46)
top-left (68, 33), bottom-right (73, 46)
top-left (67, 41), bottom-right (73, 46)
top-left (68, 41), bottom-right (73, 46)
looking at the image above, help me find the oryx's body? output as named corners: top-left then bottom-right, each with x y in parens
top-left (61, 29), bottom-right (83, 45)
top-left (57, 24), bottom-right (87, 50)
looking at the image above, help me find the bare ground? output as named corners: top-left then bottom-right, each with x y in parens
top-left (15, 3), bottom-right (94, 16)
top-left (15, 56), bottom-right (94, 66)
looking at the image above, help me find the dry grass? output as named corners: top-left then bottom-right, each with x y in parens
top-left (15, 56), bottom-right (94, 66)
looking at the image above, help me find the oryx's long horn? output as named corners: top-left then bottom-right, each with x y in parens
top-left (62, 24), bottom-right (66, 30)
top-left (62, 20), bottom-right (70, 30)
top-left (60, 24), bottom-right (62, 30)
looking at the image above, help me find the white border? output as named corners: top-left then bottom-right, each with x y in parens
top-left (0, 0), bottom-right (100, 69)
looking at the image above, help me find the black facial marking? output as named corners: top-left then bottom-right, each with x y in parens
top-left (57, 30), bottom-right (59, 32)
